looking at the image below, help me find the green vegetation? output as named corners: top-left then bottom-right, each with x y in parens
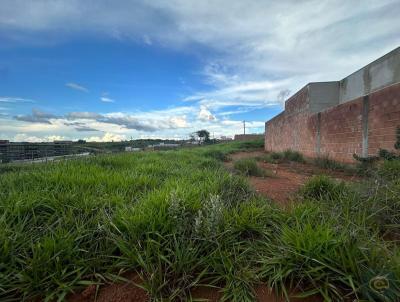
top-left (234, 158), bottom-right (267, 177)
top-left (313, 155), bottom-right (351, 172)
top-left (300, 175), bottom-right (348, 200)
top-left (262, 149), bottom-right (304, 164)
top-left (76, 139), bottom-right (184, 153)
top-left (0, 141), bottom-right (399, 301)
top-left (378, 159), bottom-right (400, 181)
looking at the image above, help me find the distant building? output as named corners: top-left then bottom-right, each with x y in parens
top-left (146, 143), bottom-right (180, 150)
top-left (0, 141), bottom-right (74, 163)
top-left (125, 147), bottom-right (141, 152)
top-left (220, 136), bottom-right (233, 141)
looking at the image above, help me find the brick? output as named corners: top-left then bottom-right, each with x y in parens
top-left (265, 82), bottom-right (400, 163)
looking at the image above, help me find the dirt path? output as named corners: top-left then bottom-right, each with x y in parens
top-left (226, 150), bottom-right (360, 206)
top-left (68, 273), bottom-right (148, 302)
top-left (68, 274), bottom-right (320, 302)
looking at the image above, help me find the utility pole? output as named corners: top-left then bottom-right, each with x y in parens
top-left (243, 120), bottom-right (246, 135)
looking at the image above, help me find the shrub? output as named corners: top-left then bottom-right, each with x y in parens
top-left (234, 158), bottom-right (265, 177)
top-left (283, 149), bottom-right (305, 163)
top-left (203, 150), bottom-right (228, 161)
top-left (260, 152), bottom-right (282, 164)
top-left (238, 139), bottom-right (264, 150)
top-left (394, 126), bottom-right (400, 150)
top-left (378, 149), bottom-right (397, 160)
top-left (261, 150), bottom-right (304, 163)
top-left (301, 175), bottom-right (347, 200)
top-left (270, 152), bottom-right (283, 161)
top-left (378, 159), bottom-right (400, 181)
top-left (314, 155), bottom-right (350, 171)
top-left (260, 218), bottom-right (393, 301)
top-left (368, 177), bottom-right (400, 237)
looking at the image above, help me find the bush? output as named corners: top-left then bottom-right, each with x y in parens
top-left (270, 152), bottom-right (283, 161)
top-left (238, 139), bottom-right (264, 150)
top-left (301, 175), bottom-right (347, 200)
top-left (260, 152), bottom-right (282, 164)
top-left (203, 150), bottom-right (228, 161)
top-left (283, 149), bottom-right (305, 163)
top-left (314, 155), bottom-right (351, 172)
top-left (261, 150), bottom-right (304, 163)
top-left (378, 159), bottom-right (400, 181)
top-left (234, 158), bottom-right (265, 177)
top-left (378, 149), bottom-right (397, 160)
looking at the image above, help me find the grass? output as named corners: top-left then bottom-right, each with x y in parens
top-left (313, 155), bottom-right (357, 174)
top-left (0, 141), bottom-right (399, 301)
top-left (261, 149), bottom-right (305, 164)
top-left (234, 158), bottom-right (268, 177)
top-left (300, 175), bottom-right (348, 200)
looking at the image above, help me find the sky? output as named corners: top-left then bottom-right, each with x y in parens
top-left (0, 0), bottom-right (399, 142)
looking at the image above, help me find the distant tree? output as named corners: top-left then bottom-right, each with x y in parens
top-left (77, 139), bottom-right (86, 144)
top-left (189, 130), bottom-right (211, 144)
top-left (196, 129), bottom-right (210, 143)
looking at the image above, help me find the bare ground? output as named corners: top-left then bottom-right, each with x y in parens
top-left (68, 274), bottom-right (321, 302)
top-left (226, 149), bottom-right (360, 206)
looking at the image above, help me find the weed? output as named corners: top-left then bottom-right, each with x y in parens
top-left (203, 149), bottom-right (228, 161)
top-left (301, 175), bottom-right (348, 200)
top-left (314, 155), bottom-right (351, 172)
top-left (262, 150), bottom-right (304, 164)
top-left (234, 158), bottom-right (266, 177)
top-left (283, 149), bottom-right (305, 163)
top-left (378, 159), bottom-right (400, 181)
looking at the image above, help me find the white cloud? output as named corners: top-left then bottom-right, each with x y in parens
top-left (100, 96), bottom-right (115, 103)
top-left (13, 133), bottom-right (66, 142)
top-left (0, 96), bottom-right (35, 103)
top-left (65, 82), bottom-right (89, 92)
top-left (198, 105), bottom-right (216, 121)
top-left (85, 132), bottom-right (127, 142)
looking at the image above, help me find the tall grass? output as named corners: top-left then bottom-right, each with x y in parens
top-left (0, 142), bottom-right (399, 301)
top-left (262, 149), bottom-right (305, 164)
top-left (234, 158), bottom-right (267, 177)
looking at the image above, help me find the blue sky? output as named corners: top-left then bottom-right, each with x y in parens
top-left (0, 0), bottom-right (399, 141)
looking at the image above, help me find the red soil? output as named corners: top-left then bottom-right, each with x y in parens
top-left (227, 150), bottom-right (359, 206)
top-left (68, 273), bottom-right (149, 302)
top-left (68, 281), bottom-right (322, 302)
top-left (191, 286), bottom-right (223, 301)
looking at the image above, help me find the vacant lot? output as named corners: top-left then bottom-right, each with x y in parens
top-left (1, 141), bottom-right (399, 301)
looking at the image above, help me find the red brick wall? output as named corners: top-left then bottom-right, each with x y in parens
top-left (265, 86), bottom-right (317, 157)
top-left (265, 83), bottom-right (400, 162)
top-left (319, 97), bottom-right (363, 162)
top-left (368, 83), bottom-right (400, 155)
